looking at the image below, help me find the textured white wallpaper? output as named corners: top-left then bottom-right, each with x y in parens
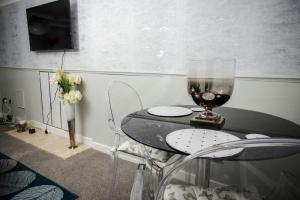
top-left (0, 0), bottom-right (299, 78)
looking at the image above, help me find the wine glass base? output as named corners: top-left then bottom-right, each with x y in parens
top-left (190, 115), bottom-right (225, 128)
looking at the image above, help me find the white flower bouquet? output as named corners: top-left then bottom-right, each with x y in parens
top-left (52, 70), bottom-right (83, 104)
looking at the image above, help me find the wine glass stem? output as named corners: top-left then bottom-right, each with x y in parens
top-left (199, 107), bottom-right (220, 120)
top-left (204, 107), bottom-right (212, 115)
top-left (206, 107), bottom-right (212, 112)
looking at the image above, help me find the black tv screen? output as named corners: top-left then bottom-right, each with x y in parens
top-left (26, 0), bottom-right (73, 51)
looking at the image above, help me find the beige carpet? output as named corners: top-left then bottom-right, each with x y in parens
top-left (5, 128), bottom-right (90, 159)
top-left (0, 132), bottom-right (135, 200)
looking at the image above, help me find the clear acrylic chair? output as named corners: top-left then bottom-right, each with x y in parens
top-left (155, 138), bottom-right (300, 200)
top-left (106, 81), bottom-right (180, 199)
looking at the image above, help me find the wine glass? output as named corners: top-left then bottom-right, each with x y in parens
top-left (187, 58), bottom-right (235, 125)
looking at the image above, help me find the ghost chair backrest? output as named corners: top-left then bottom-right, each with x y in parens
top-left (106, 81), bottom-right (143, 135)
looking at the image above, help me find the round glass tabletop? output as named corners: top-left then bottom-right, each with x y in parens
top-left (121, 106), bottom-right (300, 158)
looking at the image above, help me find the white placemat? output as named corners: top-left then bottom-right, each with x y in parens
top-left (147, 106), bottom-right (193, 117)
top-left (166, 129), bottom-right (243, 158)
top-left (245, 134), bottom-right (270, 139)
top-left (190, 107), bottom-right (205, 112)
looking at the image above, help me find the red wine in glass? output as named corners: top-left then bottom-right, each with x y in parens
top-left (187, 59), bottom-right (235, 126)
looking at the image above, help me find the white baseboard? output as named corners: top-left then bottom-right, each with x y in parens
top-left (32, 121), bottom-right (68, 137)
top-left (91, 141), bottom-right (111, 154)
top-left (92, 141), bottom-right (141, 163)
top-left (31, 120), bottom-right (140, 164)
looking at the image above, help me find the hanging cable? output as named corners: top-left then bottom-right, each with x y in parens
top-left (44, 50), bottom-right (66, 134)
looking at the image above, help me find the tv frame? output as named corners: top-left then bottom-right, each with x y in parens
top-left (26, 0), bottom-right (77, 52)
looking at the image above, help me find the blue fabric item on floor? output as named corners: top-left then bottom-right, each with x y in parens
top-left (0, 152), bottom-right (78, 200)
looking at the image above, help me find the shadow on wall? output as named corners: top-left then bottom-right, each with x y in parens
top-left (76, 76), bottom-right (88, 138)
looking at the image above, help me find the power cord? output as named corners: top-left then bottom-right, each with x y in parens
top-left (44, 50), bottom-right (66, 134)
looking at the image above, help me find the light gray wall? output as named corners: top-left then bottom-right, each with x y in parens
top-left (0, 68), bottom-right (299, 146)
top-left (0, 68), bottom-right (42, 122)
top-left (0, 0), bottom-right (299, 146)
top-left (0, 0), bottom-right (300, 78)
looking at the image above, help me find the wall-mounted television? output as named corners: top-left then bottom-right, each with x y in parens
top-left (26, 0), bottom-right (74, 51)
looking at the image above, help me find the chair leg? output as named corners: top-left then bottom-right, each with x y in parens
top-left (147, 167), bottom-right (163, 200)
top-left (158, 168), bottom-right (164, 183)
top-left (109, 150), bottom-right (119, 199)
top-left (182, 160), bottom-right (193, 185)
top-left (130, 164), bottom-right (146, 200)
top-left (195, 159), bottom-right (211, 188)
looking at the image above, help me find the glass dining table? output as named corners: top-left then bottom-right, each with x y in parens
top-left (121, 106), bottom-right (300, 153)
top-left (121, 105), bottom-right (300, 189)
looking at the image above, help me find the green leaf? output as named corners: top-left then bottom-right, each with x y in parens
top-left (0, 170), bottom-right (36, 196)
top-left (11, 185), bottom-right (64, 200)
top-left (58, 73), bottom-right (71, 94)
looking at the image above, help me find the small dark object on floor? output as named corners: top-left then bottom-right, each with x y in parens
top-left (7, 115), bottom-right (12, 121)
top-left (28, 128), bottom-right (36, 134)
top-left (16, 123), bottom-right (27, 132)
top-left (68, 145), bottom-right (78, 149)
